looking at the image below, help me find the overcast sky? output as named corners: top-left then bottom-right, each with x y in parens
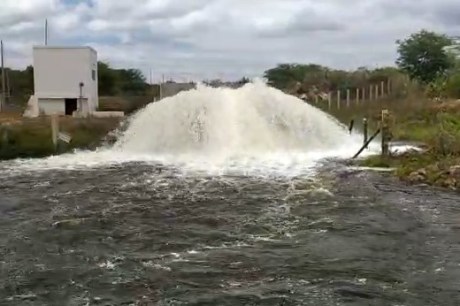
top-left (1, 0), bottom-right (460, 81)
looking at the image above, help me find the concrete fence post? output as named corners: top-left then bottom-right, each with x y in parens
top-left (51, 114), bottom-right (59, 150)
top-left (381, 109), bottom-right (390, 156)
top-left (337, 90), bottom-right (341, 109)
top-left (346, 89), bottom-right (350, 108)
top-left (356, 88), bottom-right (360, 105)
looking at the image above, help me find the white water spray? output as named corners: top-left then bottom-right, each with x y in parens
top-left (113, 81), bottom-right (360, 158)
top-left (1, 81), bottom-right (372, 176)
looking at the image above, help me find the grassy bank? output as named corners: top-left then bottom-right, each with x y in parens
top-left (312, 96), bottom-right (460, 190)
top-left (0, 115), bottom-right (121, 160)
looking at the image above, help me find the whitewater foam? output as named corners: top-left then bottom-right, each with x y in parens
top-left (0, 81), bottom-right (376, 176)
top-left (113, 81), bottom-right (361, 157)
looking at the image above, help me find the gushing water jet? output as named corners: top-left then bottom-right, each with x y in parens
top-left (113, 80), bottom-right (361, 160)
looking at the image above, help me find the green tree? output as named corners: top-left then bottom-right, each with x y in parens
top-left (97, 62), bottom-right (117, 96)
top-left (8, 66), bottom-right (34, 96)
top-left (396, 30), bottom-right (454, 83)
top-left (262, 63), bottom-right (404, 98)
top-left (264, 64), bottom-right (304, 89)
top-left (237, 77), bottom-right (250, 85)
top-left (116, 68), bottom-right (147, 95)
top-left (97, 62), bottom-right (148, 96)
top-left (0, 66), bottom-right (35, 104)
top-left (444, 38), bottom-right (460, 98)
top-left (445, 73), bottom-right (460, 98)
top-left (264, 63), bottom-right (328, 90)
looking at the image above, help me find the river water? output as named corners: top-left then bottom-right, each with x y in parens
top-left (1, 159), bottom-right (460, 305)
top-left (1, 83), bottom-right (460, 305)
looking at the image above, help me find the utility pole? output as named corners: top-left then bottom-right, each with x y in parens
top-left (1, 40), bottom-right (5, 112)
top-left (159, 74), bottom-right (164, 100)
top-left (6, 69), bottom-right (10, 99)
top-left (45, 19), bottom-right (48, 45)
top-left (149, 68), bottom-right (154, 101)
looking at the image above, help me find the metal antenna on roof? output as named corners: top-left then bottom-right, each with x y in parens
top-left (45, 19), bottom-right (48, 45)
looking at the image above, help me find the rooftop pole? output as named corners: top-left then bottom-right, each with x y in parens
top-left (45, 19), bottom-right (48, 45)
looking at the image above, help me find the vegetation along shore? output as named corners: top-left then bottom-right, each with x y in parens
top-left (264, 30), bottom-right (460, 190)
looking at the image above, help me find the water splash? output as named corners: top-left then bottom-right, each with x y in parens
top-left (113, 81), bottom-right (362, 158)
top-left (0, 81), bottom-right (371, 176)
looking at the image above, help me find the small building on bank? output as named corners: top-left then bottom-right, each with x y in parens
top-left (24, 46), bottom-right (98, 117)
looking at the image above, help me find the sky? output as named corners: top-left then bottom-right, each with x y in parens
top-left (1, 0), bottom-right (460, 82)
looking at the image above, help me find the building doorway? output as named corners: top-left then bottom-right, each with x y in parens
top-left (65, 98), bottom-right (78, 115)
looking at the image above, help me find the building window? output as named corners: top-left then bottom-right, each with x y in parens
top-left (92, 70), bottom-right (96, 81)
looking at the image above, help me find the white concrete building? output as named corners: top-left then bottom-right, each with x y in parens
top-left (24, 46), bottom-right (98, 117)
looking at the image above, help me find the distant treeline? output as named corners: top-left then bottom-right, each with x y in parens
top-left (97, 62), bottom-right (149, 96)
top-left (1, 62), bottom-right (255, 107)
top-left (1, 62), bottom-right (151, 105)
top-left (263, 30), bottom-right (460, 100)
top-left (263, 64), bottom-right (405, 97)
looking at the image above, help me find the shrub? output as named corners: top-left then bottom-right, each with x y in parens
top-left (444, 72), bottom-right (460, 98)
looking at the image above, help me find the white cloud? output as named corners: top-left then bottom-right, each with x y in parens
top-left (1, 0), bottom-right (460, 81)
top-left (51, 3), bottom-right (90, 32)
top-left (0, 0), bottom-right (57, 26)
